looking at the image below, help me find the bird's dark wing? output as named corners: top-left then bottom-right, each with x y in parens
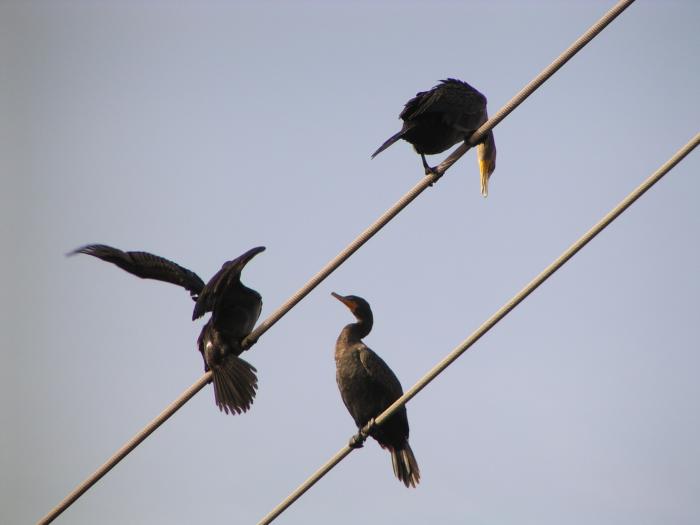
top-left (358, 346), bottom-right (405, 403)
top-left (193, 261), bottom-right (235, 319)
top-left (402, 79), bottom-right (487, 128)
top-left (356, 345), bottom-right (410, 449)
top-left (70, 244), bottom-right (205, 300)
top-left (192, 246), bottom-right (265, 320)
top-left (399, 89), bottom-right (433, 121)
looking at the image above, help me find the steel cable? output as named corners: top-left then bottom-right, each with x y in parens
top-left (245, 0), bottom-right (637, 347)
top-left (37, 1), bottom-right (637, 522)
top-left (257, 132), bottom-right (699, 525)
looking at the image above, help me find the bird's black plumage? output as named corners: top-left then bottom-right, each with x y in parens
top-left (372, 78), bottom-right (497, 196)
top-left (71, 243), bottom-right (265, 415)
top-left (332, 292), bottom-right (420, 488)
top-left (194, 246), bottom-right (264, 414)
top-left (70, 244), bottom-right (205, 300)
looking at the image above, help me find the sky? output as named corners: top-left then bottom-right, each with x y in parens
top-left (1, 1), bottom-right (699, 524)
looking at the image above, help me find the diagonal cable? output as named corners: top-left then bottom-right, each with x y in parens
top-left (242, 0), bottom-right (636, 348)
top-left (37, 1), bottom-right (636, 523)
top-left (36, 375), bottom-right (211, 525)
top-left (257, 132), bottom-right (700, 525)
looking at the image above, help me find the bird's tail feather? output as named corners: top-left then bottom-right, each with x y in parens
top-left (371, 129), bottom-right (407, 159)
top-left (390, 442), bottom-right (420, 488)
top-left (210, 355), bottom-right (258, 415)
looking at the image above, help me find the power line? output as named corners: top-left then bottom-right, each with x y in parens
top-left (37, 374), bottom-right (211, 525)
top-left (256, 132), bottom-right (700, 525)
top-left (438, 0), bottom-right (636, 173)
top-left (36, 1), bottom-right (636, 522)
top-left (244, 0), bottom-right (636, 348)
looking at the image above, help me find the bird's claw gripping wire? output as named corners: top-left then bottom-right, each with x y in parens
top-left (241, 333), bottom-right (258, 351)
top-left (348, 418), bottom-right (377, 449)
top-left (348, 433), bottom-right (365, 449)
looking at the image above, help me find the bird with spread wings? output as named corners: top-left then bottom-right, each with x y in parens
top-left (71, 244), bottom-right (265, 415)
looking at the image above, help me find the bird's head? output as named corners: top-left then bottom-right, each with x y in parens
top-left (477, 129), bottom-right (496, 197)
top-left (228, 246), bottom-right (266, 274)
top-left (331, 292), bottom-right (373, 323)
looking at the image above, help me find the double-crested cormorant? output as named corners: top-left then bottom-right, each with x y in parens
top-left (71, 244), bottom-right (265, 415)
top-left (372, 78), bottom-right (497, 196)
top-left (332, 292), bottom-right (420, 488)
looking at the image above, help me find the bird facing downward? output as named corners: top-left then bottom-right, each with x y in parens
top-left (372, 78), bottom-right (497, 197)
top-left (70, 244), bottom-right (265, 415)
top-left (332, 292), bottom-right (420, 488)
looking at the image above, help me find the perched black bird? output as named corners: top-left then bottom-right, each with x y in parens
top-left (332, 292), bottom-right (420, 488)
top-left (70, 244), bottom-right (265, 415)
top-left (372, 78), bottom-right (497, 196)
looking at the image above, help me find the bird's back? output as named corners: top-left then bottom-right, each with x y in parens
top-left (397, 79), bottom-right (488, 155)
top-left (195, 268), bottom-right (262, 361)
top-left (401, 79), bottom-right (486, 123)
top-left (210, 285), bottom-right (262, 341)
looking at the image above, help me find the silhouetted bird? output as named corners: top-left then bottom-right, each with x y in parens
top-left (332, 292), bottom-right (420, 488)
top-left (70, 244), bottom-right (265, 415)
top-left (372, 78), bottom-right (497, 196)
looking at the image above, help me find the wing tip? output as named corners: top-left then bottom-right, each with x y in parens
top-left (66, 243), bottom-right (107, 258)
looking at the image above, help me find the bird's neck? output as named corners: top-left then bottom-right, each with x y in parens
top-left (337, 319), bottom-right (372, 346)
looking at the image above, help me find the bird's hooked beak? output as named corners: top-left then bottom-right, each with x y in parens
top-left (477, 130), bottom-right (496, 198)
top-left (235, 246), bottom-right (266, 269)
top-left (331, 292), bottom-right (356, 312)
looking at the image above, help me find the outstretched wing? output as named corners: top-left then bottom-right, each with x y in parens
top-left (70, 244), bottom-right (205, 300)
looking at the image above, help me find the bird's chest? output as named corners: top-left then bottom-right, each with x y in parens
top-left (335, 346), bottom-right (364, 379)
top-left (335, 349), bottom-right (377, 411)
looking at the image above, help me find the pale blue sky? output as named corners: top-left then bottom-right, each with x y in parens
top-left (1, 2), bottom-right (699, 524)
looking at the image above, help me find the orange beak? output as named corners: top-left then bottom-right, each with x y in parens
top-left (331, 292), bottom-right (355, 311)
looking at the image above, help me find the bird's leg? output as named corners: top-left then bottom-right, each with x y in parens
top-left (421, 154), bottom-right (432, 173)
top-left (421, 154), bottom-right (441, 185)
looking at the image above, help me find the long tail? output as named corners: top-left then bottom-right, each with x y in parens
top-left (390, 442), bottom-right (420, 488)
top-left (371, 129), bottom-right (407, 159)
top-left (210, 355), bottom-right (258, 415)
top-left (476, 129), bottom-right (496, 197)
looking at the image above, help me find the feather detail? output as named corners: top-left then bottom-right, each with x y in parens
top-left (210, 355), bottom-right (258, 415)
